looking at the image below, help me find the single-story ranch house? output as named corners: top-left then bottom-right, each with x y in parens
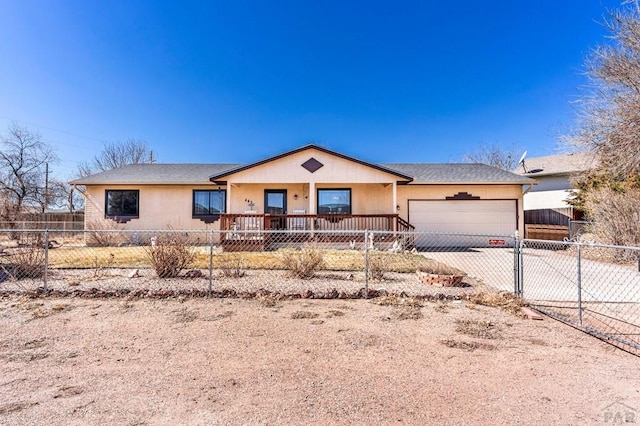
top-left (71, 145), bottom-right (535, 247)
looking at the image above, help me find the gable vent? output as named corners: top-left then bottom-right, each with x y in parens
top-left (301, 157), bottom-right (324, 173)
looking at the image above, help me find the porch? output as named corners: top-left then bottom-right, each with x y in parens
top-left (219, 213), bottom-right (415, 251)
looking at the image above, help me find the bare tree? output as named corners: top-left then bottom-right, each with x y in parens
top-left (568, 4), bottom-right (640, 178)
top-left (566, 2), bottom-right (640, 245)
top-left (79, 139), bottom-right (154, 176)
top-left (0, 123), bottom-right (57, 222)
top-left (462, 143), bottom-right (521, 171)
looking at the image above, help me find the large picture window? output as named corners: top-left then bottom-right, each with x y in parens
top-left (193, 190), bottom-right (226, 216)
top-left (105, 190), bottom-right (139, 217)
top-left (317, 188), bottom-right (351, 214)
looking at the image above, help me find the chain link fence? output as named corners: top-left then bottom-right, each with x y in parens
top-left (519, 239), bottom-right (640, 356)
top-left (0, 228), bottom-right (516, 300)
top-left (3, 227), bottom-right (639, 354)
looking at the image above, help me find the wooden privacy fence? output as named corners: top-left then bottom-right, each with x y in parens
top-left (0, 213), bottom-right (85, 231)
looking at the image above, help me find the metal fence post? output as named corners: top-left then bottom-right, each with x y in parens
top-left (577, 241), bottom-right (583, 326)
top-left (517, 238), bottom-right (525, 298)
top-left (43, 229), bottom-right (49, 292)
top-left (208, 230), bottom-right (214, 297)
top-left (364, 229), bottom-right (369, 299)
top-left (513, 230), bottom-right (520, 295)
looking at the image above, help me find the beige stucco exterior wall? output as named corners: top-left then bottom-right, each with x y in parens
top-left (396, 184), bottom-right (525, 232)
top-left (82, 182), bottom-right (524, 232)
top-left (229, 183), bottom-right (392, 214)
top-left (83, 184), bottom-right (223, 230)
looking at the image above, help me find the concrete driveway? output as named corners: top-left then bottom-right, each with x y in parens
top-left (421, 246), bottom-right (640, 304)
top-left (519, 248), bottom-right (640, 304)
top-left (420, 247), bottom-right (517, 292)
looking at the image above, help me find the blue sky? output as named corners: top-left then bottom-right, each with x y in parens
top-left (0, 0), bottom-right (623, 179)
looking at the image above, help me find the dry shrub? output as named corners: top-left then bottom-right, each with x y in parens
top-left (582, 187), bottom-right (640, 262)
top-left (470, 287), bottom-right (523, 315)
top-left (145, 233), bottom-right (196, 278)
top-left (92, 253), bottom-right (115, 278)
top-left (367, 252), bottom-right (388, 280)
top-left (281, 244), bottom-right (325, 279)
top-left (220, 253), bottom-right (246, 278)
top-left (86, 218), bottom-right (125, 247)
top-left (416, 261), bottom-right (464, 276)
top-left (3, 246), bottom-right (45, 279)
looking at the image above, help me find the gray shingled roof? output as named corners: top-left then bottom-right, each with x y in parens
top-left (382, 163), bottom-right (535, 184)
top-left (71, 160), bottom-right (534, 185)
top-left (513, 152), bottom-right (595, 177)
top-left (70, 163), bottom-right (241, 185)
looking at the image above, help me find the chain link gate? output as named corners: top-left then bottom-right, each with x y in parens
top-left (518, 239), bottom-right (640, 356)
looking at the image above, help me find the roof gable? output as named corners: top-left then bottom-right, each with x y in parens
top-left (209, 144), bottom-right (414, 183)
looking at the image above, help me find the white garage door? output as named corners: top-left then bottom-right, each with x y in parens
top-left (409, 200), bottom-right (517, 247)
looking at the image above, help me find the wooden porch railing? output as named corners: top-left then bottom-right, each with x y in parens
top-left (397, 216), bottom-right (415, 233)
top-left (219, 213), bottom-right (411, 233)
top-left (219, 213), bottom-right (416, 251)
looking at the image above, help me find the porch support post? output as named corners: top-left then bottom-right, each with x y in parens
top-left (392, 181), bottom-right (398, 232)
top-left (309, 181), bottom-right (316, 234)
top-left (309, 181), bottom-right (316, 215)
top-left (226, 183), bottom-right (232, 213)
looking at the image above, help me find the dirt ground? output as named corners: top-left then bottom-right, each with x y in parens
top-left (0, 295), bottom-right (638, 425)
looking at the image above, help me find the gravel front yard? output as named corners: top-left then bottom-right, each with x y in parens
top-left (1, 293), bottom-right (638, 425)
top-left (0, 268), bottom-right (475, 299)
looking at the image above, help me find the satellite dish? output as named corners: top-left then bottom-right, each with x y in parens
top-left (518, 151), bottom-right (528, 173)
top-left (518, 151), bottom-right (527, 165)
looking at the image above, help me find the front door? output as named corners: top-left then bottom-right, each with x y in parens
top-left (265, 190), bottom-right (287, 229)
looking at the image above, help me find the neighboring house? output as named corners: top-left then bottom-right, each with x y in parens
top-left (70, 144), bottom-right (534, 247)
top-left (514, 152), bottom-right (595, 239)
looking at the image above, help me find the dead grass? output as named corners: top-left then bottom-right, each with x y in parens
top-left (441, 339), bottom-right (497, 351)
top-left (174, 307), bottom-right (198, 323)
top-left (46, 247), bottom-right (454, 274)
top-left (370, 295), bottom-right (423, 307)
top-left (0, 402), bottom-right (39, 415)
top-left (455, 319), bottom-right (500, 340)
top-left (393, 307), bottom-right (423, 320)
top-left (291, 310), bottom-right (319, 319)
top-left (258, 295), bottom-right (280, 307)
top-left (433, 302), bottom-right (450, 313)
top-left (51, 303), bottom-right (70, 312)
